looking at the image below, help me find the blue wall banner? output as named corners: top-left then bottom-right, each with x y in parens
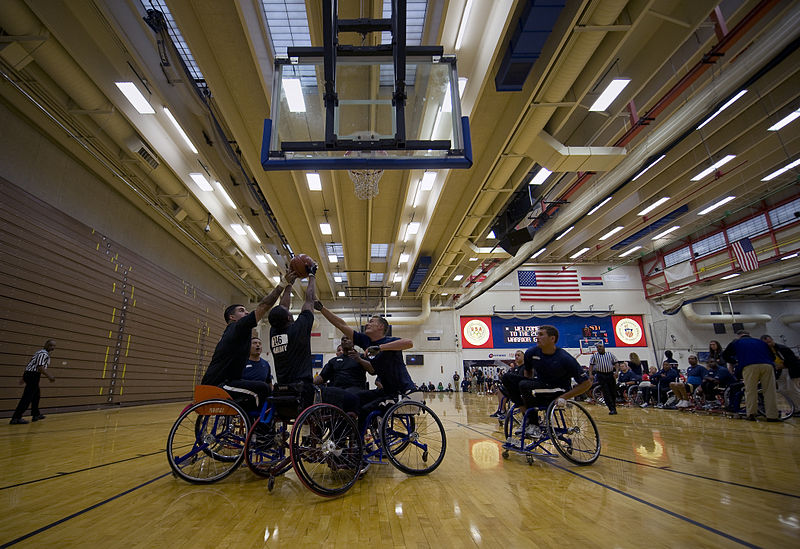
top-left (488, 316), bottom-right (614, 349)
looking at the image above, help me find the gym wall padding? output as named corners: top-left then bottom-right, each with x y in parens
top-left (0, 179), bottom-right (225, 414)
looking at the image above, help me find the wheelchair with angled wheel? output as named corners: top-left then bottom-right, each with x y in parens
top-left (502, 399), bottom-right (601, 465)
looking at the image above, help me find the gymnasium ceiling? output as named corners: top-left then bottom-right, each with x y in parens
top-left (1, 0), bottom-right (799, 308)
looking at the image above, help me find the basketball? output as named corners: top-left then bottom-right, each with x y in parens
top-left (289, 254), bottom-right (315, 277)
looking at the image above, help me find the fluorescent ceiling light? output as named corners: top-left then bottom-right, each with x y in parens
top-left (487, 231), bottom-right (495, 239)
top-left (599, 226), bottom-right (624, 241)
top-left (328, 254), bottom-right (338, 263)
top-left (282, 78), bottom-right (306, 112)
top-left (531, 248), bottom-right (546, 259)
top-left (453, 274), bottom-right (464, 281)
top-left (267, 255), bottom-right (277, 266)
top-left (273, 276), bottom-right (281, 284)
top-left (675, 290), bottom-right (686, 294)
top-left (638, 197), bottom-right (670, 216)
top-left (768, 109), bottom-right (800, 131)
top-left (697, 196), bottom-right (736, 215)
top-left (190, 173), bottom-right (212, 191)
top-left (697, 90), bottom-right (747, 130)
top-left (781, 253), bottom-right (798, 260)
top-left (556, 226), bottom-right (574, 240)
top-left (691, 155), bottom-right (736, 181)
top-left (214, 182), bottom-right (236, 208)
top-left (721, 273), bottom-right (740, 280)
top-left (405, 222), bottom-right (420, 241)
top-left (529, 167), bottom-right (552, 186)
top-left (774, 289), bottom-right (790, 294)
top-left (589, 79), bottom-right (631, 112)
top-left (163, 107), bottom-right (197, 153)
top-left (334, 275), bottom-right (342, 283)
top-left (393, 274), bottom-right (402, 282)
top-left (454, 0), bottom-right (474, 50)
top-left (441, 292), bottom-right (449, 296)
top-left (390, 291), bottom-right (398, 297)
top-left (651, 226), bottom-right (680, 240)
top-left (255, 255), bottom-right (267, 264)
top-left (570, 247), bottom-right (591, 259)
top-left (587, 197), bottom-right (613, 216)
top-left (320, 223), bottom-right (332, 235)
top-left (619, 246), bottom-right (642, 257)
top-left (632, 155), bottom-right (666, 181)
top-left (115, 82), bottom-right (154, 114)
top-left (723, 289), bottom-right (741, 294)
top-left (441, 78), bottom-right (468, 113)
top-left (306, 173), bottom-right (322, 191)
top-left (338, 291), bottom-right (346, 297)
top-left (399, 253), bottom-right (410, 264)
top-left (230, 223), bottom-right (246, 236)
top-left (420, 171), bottom-right (437, 191)
top-left (469, 257), bottom-right (478, 261)
top-left (761, 158), bottom-right (800, 181)
top-left (245, 225), bottom-right (261, 243)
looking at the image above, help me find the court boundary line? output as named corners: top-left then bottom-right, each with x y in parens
top-left (445, 418), bottom-right (760, 548)
top-left (0, 450), bottom-right (164, 491)
top-left (0, 472), bottom-right (171, 548)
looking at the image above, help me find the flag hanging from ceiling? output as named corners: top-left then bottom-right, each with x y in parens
top-left (731, 237), bottom-right (759, 271)
top-left (518, 270), bottom-right (581, 301)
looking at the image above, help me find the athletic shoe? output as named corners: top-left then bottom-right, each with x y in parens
top-left (524, 425), bottom-right (541, 438)
top-left (489, 411), bottom-right (500, 418)
top-left (608, 410), bottom-right (618, 415)
top-left (676, 400), bottom-right (688, 408)
top-left (32, 415), bottom-right (46, 421)
top-left (640, 403), bottom-right (649, 408)
top-left (9, 418), bottom-right (28, 424)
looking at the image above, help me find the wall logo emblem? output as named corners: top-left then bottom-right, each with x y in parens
top-left (463, 319), bottom-right (491, 346)
top-left (615, 318), bottom-right (642, 345)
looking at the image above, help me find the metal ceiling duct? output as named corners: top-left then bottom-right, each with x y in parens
top-left (680, 303), bottom-right (771, 324)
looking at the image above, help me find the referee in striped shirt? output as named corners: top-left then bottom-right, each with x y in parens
top-left (10, 339), bottom-right (57, 424)
top-left (589, 342), bottom-right (619, 415)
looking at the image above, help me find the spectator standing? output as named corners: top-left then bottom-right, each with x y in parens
top-left (10, 339), bottom-right (57, 424)
top-left (628, 352), bottom-right (643, 376)
top-left (761, 335), bottom-right (800, 413)
top-left (589, 343), bottom-right (619, 415)
top-left (723, 330), bottom-right (778, 421)
top-left (453, 370), bottom-right (460, 391)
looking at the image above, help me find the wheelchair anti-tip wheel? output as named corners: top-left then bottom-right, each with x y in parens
top-left (381, 400), bottom-right (446, 475)
top-left (244, 417), bottom-right (292, 479)
top-left (167, 399), bottom-right (249, 483)
top-left (290, 403), bottom-right (363, 497)
top-left (546, 399), bottom-right (601, 465)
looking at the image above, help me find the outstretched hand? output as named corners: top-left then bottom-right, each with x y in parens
top-left (308, 262), bottom-right (318, 276)
top-left (366, 345), bottom-right (381, 358)
top-left (313, 300), bottom-right (324, 311)
top-left (284, 271), bottom-right (298, 286)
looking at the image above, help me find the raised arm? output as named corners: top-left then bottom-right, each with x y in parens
top-left (315, 302), bottom-right (355, 340)
top-left (255, 271), bottom-right (297, 322)
top-left (302, 272), bottom-right (316, 313)
top-left (349, 348), bottom-right (375, 374)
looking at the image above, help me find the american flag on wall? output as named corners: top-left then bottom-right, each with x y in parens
top-left (518, 270), bottom-right (581, 301)
top-left (731, 237), bottom-right (759, 271)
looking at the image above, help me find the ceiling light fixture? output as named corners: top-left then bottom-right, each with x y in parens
top-left (115, 82), bottom-right (155, 114)
top-left (632, 154), bottom-right (666, 181)
top-left (469, 257), bottom-right (478, 261)
top-left (588, 79), bottom-right (631, 112)
top-left (273, 276), bottom-right (281, 285)
top-left (230, 223), bottom-right (246, 236)
top-left (404, 222), bottom-right (420, 242)
top-left (419, 171), bottom-right (437, 191)
top-left (556, 226), bottom-right (574, 240)
top-left (214, 182), bottom-right (236, 208)
top-left (245, 225), bottom-right (261, 243)
top-left (441, 77), bottom-right (468, 113)
top-left (599, 226), bottom-right (624, 241)
top-left (338, 291), bottom-right (346, 297)
top-left (691, 155), bottom-right (736, 181)
top-left (255, 255), bottom-right (268, 264)
top-left (190, 173), bottom-right (213, 191)
top-left (774, 289), bottom-right (790, 294)
top-left (334, 275), bottom-right (342, 283)
top-left (638, 197), bottom-right (670, 216)
top-left (163, 107), bottom-right (198, 153)
top-left (487, 231), bottom-right (496, 239)
top-left (267, 255), bottom-right (277, 266)
top-left (282, 78), bottom-right (306, 112)
top-left (697, 90), bottom-right (748, 130)
top-left (723, 288), bottom-right (741, 294)
top-left (306, 173), bottom-right (322, 191)
top-left (328, 254), bottom-right (338, 263)
top-left (768, 108), bottom-right (800, 131)
top-left (320, 223), bottom-right (332, 235)
top-left (651, 226), bottom-right (680, 240)
top-left (394, 274), bottom-right (402, 282)
top-left (570, 247), bottom-right (591, 259)
top-left (390, 291), bottom-right (398, 297)
top-left (721, 273), bottom-right (740, 280)
top-left (531, 248), bottom-right (546, 259)
top-left (761, 158), bottom-right (800, 181)
top-left (781, 253), bottom-right (798, 260)
top-left (587, 196), bottom-right (613, 216)
top-left (399, 253), bottom-right (410, 264)
top-left (698, 196), bottom-right (736, 215)
top-left (529, 167), bottom-right (552, 186)
top-left (454, 0), bottom-right (474, 50)
top-left (453, 274), bottom-right (464, 281)
top-left (619, 246), bottom-right (642, 257)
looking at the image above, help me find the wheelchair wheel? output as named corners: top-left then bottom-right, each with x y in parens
top-left (290, 404), bottom-right (362, 497)
top-left (381, 400), bottom-right (446, 475)
top-left (167, 399), bottom-right (249, 483)
top-left (627, 385), bottom-right (643, 406)
top-left (591, 385), bottom-right (605, 406)
top-left (503, 405), bottom-right (522, 440)
top-left (759, 390), bottom-right (795, 421)
top-left (546, 400), bottom-right (600, 465)
top-left (245, 417), bottom-right (292, 478)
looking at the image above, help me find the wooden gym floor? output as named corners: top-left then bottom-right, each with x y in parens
top-left (2, 392), bottom-right (798, 548)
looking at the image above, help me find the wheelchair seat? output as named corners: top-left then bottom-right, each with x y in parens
top-left (268, 382), bottom-right (306, 421)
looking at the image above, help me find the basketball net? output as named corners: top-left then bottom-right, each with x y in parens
top-left (345, 131), bottom-right (385, 200)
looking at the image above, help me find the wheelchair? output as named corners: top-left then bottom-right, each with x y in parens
top-left (502, 399), bottom-right (601, 465)
top-left (723, 383), bottom-right (795, 420)
top-left (166, 385), bottom-right (361, 496)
